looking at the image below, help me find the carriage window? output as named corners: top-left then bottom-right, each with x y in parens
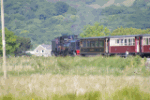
top-left (146, 38), bottom-right (149, 45)
top-left (143, 38), bottom-right (146, 45)
top-left (128, 39), bottom-right (133, 46)
top-left (129, 39), bottom-right (133, 45)
top-left (133, 39), bottom-right (135, 45)
top-left (143, 38), bottom-right (148, 45)
top-left (90, 41), bottom-right (95, 47)
top-left (115, 39), bottom-right (119, 44)
top-left (95, 41), bottom-right (99, 47)
top-left (143, 38), bottom-right (149, 45)
top-left (87, 41), bottom-right (90, 47)
top-left (99, 41), bottom-right (104, 47)
top-left (83, 41), bottom-right (86, 47)
top-left (121, 39), bottom-right (123, 45)
top-left (124, 39), bottom-right (127, 45)
top-left (144, 38), bottom-right (148, 45)
top-left (128, 39), bottom-right (130, 45)
top-left (117, 39), bottom-right (119, 44)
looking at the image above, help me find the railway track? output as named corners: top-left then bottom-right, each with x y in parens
top-left (147, 58), bottom-right (150, 63)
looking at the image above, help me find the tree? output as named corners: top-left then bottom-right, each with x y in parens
top-left (14, 36), bottom-right (32, 56)
top-left (0, 28), bottom-right (19, 56)
top-left (80, 22), bottom-right (110, 38)
top-left (55, 1), bottom-right (69, 15)
top-left (101, 5), bottom-right (128, 15)
top-left (111, 26), bottom-right (150, 36)
top-left (132, 0), bottom-right (148, 9)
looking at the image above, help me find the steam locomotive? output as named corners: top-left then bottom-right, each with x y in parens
top-left (51, 35), bottom-right (80, 56)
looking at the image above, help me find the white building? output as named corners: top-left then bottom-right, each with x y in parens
top-left (26, 44), bottom-right (52, 57)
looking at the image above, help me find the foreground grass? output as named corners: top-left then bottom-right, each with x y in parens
top-left (0, 55), bottom-right (149, 77)
top-left (0, 56), bottom-right (149, 99)
top-left (0, 74), bottom-right (150, 100)
top-left (1, 86), bottom-right (150, 100)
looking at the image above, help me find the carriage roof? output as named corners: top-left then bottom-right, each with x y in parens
top-left (80, 34), bottom-right (150, 40)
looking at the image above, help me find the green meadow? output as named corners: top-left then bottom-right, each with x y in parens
top-left (0, 55), bottom-right (150, 100)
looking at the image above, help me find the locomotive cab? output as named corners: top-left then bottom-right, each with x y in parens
top-left (70, 40), bottom-right (80, 55)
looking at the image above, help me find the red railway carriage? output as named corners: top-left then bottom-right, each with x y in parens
top-left (79, 34), bottom-right (150, 57)
top-left (140, 34), bottom-right (150, 55)
top-left (108, 35), bottom-right (141, 56)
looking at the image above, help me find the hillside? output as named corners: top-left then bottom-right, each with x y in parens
top-left (1, 0), bottom-right (77, 48)
top-left (99, 0), bottom-right (150, 31)
top-left (1, 0), bottom-right (150, 48)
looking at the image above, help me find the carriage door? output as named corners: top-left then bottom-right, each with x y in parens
top-left (136, 37), bottom-right (140, 53)
top-left (105, 38), bottom-right (108, 53)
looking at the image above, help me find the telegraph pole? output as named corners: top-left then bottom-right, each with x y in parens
top-left (1, 0), bottom-right (7, 79)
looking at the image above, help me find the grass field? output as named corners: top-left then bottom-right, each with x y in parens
top-left (0, 55), bottom-right (150, 100)
top-left (0, 55), bottom-right (149, 77)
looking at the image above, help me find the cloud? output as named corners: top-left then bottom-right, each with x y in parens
top-left (102, 0), bottom-right (115, 8)
top-left (88, 0), bottom-right (135, 9)
top-left (88, 0), bottom-right (115, 9)
top-left (88, 4), bottom-right (101, 9)
top-left (122, 0), bottom-right (135, 7)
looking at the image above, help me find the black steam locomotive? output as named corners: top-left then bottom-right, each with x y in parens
top-left (51, 35), bottom-right (80, 56)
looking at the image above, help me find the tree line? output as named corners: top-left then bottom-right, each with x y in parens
top-left (0, 28), bottom-right (32, 57)
top-left (80, 22), bottom-right (150, 38)
top-left (1, 22), bottom-right (150, 57)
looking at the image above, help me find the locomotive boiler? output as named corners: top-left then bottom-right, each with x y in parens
top-left (51, 35), bottom-right (80, 56)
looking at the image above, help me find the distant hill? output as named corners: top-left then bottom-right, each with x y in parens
top-left (0, 0), bottom-right (77, 48)
top-left (1, 0), bottom-right (150, 48)
top-left (99, 0), bottom-right (150, 30)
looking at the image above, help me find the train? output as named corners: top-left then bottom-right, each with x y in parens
top-left (51, 34), bottom-right (80, 56)
top-left (51, 34), bottom-right (150, 57)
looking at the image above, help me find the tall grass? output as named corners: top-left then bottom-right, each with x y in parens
top-left (0, 86), bottom-right (150, 100)
top-left (0, 55), bottom-right (149, 100)
top-left (108, 86), bottom-right (150, 100)
top-left (0, 55), bottom-right (149, 77)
